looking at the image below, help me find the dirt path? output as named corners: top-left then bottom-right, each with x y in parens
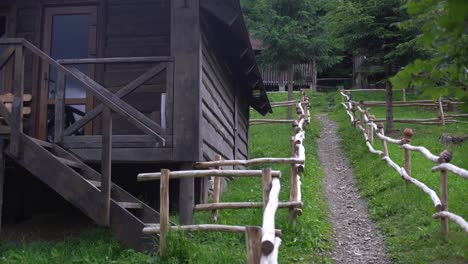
top-left (317, 115), bottom-right (389, 264)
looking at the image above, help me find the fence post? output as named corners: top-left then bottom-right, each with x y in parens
top-left (351, 103), bottom-right (357, 127)
top-left (212, 155), bottom-right (222, 222)
top-left (401, 128), bottom-right (413, 187)
top-left (159, 169), bottom-right (170, 256)
top-left (377, 122), bottom-right (388, 156)
top-left (262, 168), bottom-right (272, 210)
top-left (438, 96), bottom-right (445, 126)
top-left (245, 226), bottom-right (262, 264)
top-left (402, 88), bottom-right (407, 102)
top-left (367, 115), bottom-right (375, 145)
top-left (359, 100), bottom-right (364, 128)
top-left (438, 150), bottom-right (451, 235)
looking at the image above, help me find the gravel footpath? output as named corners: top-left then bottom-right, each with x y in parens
top-left (317, 115), bottom-right (389, 264)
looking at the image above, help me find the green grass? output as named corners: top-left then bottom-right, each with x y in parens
top-left (0, 91), bottom-right (334, 263)
top-left (330, 91), bottom-right (468, 264)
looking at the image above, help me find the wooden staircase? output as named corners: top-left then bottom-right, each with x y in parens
top-left (4, 133), bottom-right (161, 251)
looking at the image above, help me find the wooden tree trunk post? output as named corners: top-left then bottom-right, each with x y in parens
top-left (312, 59), bottom-right (317, 92)
top-left (212, 155), bottom-right (222, 222)
top-left (401, 128), bottom-right (413, 187)
top-left (159, 169), bottom-right (170, 256)
top-left (438, 150), bottom-right (451, 235)
top-left (359, 101), bottom-right (364, 128)
top-left (287, 66), bottom-right (294, 119)
top-left (438, 96), bottom-right (445, 126)
top-left (0, 140), bottom-right (5, 234)
top-left (245, 226), bottom-right (262, 264)
top-left (100, 107), bottom-right (112, 226)
top-left (262, 168), bottom-right (272, 210)
top-left (377, 122), bottom-right (388, 156)
top-left (384, 64), bottom-right (394, 132)
top-left (10, 46), bottom-right (25, 158)
top-left (54, 71), bottom-right (66, 144)
top-left (402, 89), bottom-right (407, 102)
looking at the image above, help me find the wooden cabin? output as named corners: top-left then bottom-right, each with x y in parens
top-left (0, 0), bottom-right (271, 251)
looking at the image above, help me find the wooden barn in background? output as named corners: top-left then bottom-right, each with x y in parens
top-left (0, 0), bottom-right (271, 250)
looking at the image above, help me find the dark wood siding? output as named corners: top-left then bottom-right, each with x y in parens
top-left (200, 36), bottom-right (249, 162)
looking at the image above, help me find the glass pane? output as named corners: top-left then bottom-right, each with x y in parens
top-left (0, 16), bottom-right (6, 93)
top-left (48, 14), bottom-right (90, 99)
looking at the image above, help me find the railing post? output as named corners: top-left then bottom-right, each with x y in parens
top-left (245, 226), bottom-right (262, 264)
top-left (377, 122), bottom-right (388, 156)
top-left (54, 71), bottom-right (66, 144)
top-left (211, 154), bottom-right (222, 223)
top-left (438, 150), bottom-right (451, 235)
top-left (262, 168), bottom-right (272, 210)
top-left (351, 102), bottom-right (357, 127)
top-left (160, 169), bottom-right (170, 256)
top-left (101, 107), bottom-right (112, 226)
top-left (359, 100), bottom-right (364, 128)
top-left (367, 115), bottom-right (375, 145)
top-left (10, 45), bottom-right (25, 157)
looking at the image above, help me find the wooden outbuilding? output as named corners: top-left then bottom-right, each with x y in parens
top-left (0, 0), bottom-right (271, 251)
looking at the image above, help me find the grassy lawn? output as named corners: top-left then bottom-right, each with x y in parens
top-left (0, 91), bottom-right (334, 263)
top-left (329, 91), bottom-right (468, 264)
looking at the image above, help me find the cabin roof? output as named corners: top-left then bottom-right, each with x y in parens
top-left (200, 0), bottom-right (272, 115)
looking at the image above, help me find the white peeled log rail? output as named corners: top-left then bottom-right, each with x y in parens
top-left (400, 144), bottom-right (440, 163)
top-left (432, 212), bottom-right (468, 233)
top-left (261, 177), bottom-right (281, 255)
top-left (138, 169), bottom-right (282, 181)
top-left (295, 144), bottom-right (306, 173)
top-left (260, 237), bottom-right (282, 264)
top-left (432, 163), bottom-right (468, 179)
top-left (381, 157), bottom-right (442, 210)
top-left (250, 119), bottom-right (296, 124)
top-left (194, 157), bottom-right (304, 169)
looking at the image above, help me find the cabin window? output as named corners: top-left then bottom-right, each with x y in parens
top-left (48, 14), bottom-right (90, 100)
top-left (0, 15), bottom-right (6, 93)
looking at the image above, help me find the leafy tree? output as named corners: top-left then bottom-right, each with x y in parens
top-left (391, 0), bottom-right (468, 106)
top-left (242, 0), bottom-right (341, 118)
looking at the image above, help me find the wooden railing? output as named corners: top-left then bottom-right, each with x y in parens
top-left (340, 92), bottom-right (468, 234)
top-left (136, 91), bottom-right (311, 263)
top-left (0, 38), bottom-right (173, 225)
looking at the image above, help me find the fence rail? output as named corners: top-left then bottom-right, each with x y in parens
top-left (136, 90), bottom-right (311, 263)
top-left (340, 92), bottom-right (468, 234)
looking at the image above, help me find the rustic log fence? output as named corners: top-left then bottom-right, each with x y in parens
top-left (340, 92), bottom-right (468, 234)
top-left (136, 91), bottom-right (311, 263)
top-left (340, 90), bottom-right (466, 125)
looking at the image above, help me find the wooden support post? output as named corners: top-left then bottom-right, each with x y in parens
top-left (377, 122), bottom-right (388, 156)
top-left (179, 163), bottom-right (194, 225)
top-left (402, 89), bottom-right (407, 102)
top-left (54, 71), bottom-right (65, 144)
top-left (160, 169), bottom-right (170, 256)
top-left (10, 46), bottom-right (25, 157)
top-left (438, 150), bottom-right (451, 235)
top-left (100, 107), bottom-right (112, 226)
top-left (212, 155), bottom-right (222, 223)
top-left (0, 140), bottom-right (4, 234)
top-left (402, 128), bottom-right (413, 186)
top-left (368, 116), bottom-right (374, 145)
top-left (438, 96), bottom-right (445, 126)
top-left (351, 103), bottom-right (357, 127)
top-left (245, 226), bottom-right (262, 264)
top-left (262, 168), bottom-right (272, 210)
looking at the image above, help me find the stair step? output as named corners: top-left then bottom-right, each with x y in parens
top-left (55, 156), bottom-right (84, 170)
top-left (28, 137), bottom-right (54, 149)
top-left (117, 202), bottom-right (143, 209)
top-left (87, 180), bottom-right (101, 187)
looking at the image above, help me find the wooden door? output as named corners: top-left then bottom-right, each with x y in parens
top-left (38, 6), bottom-right (97, 141)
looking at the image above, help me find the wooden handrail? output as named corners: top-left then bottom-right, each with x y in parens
top-left (57, 56), bottom-right (174, 65)
top-left (8, 38), bottom-right (167, 145)
top-left (138, 169), bottom-right (282, 181)
top-left (194, 157), bottom-right (304, 169)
